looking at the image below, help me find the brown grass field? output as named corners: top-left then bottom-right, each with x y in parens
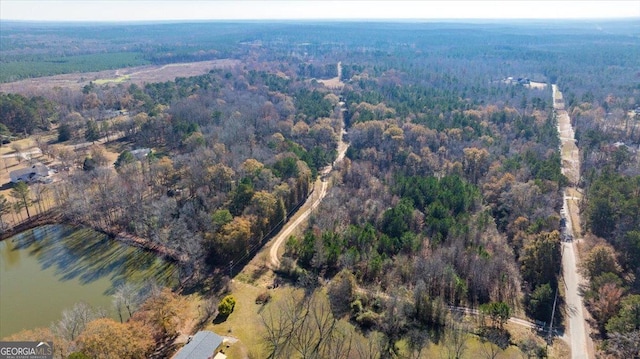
top-left (0, 59), bottom-right (240, 95)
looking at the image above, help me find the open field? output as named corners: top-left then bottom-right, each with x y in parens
top-left (93, 74), bottom-right (131, 85)
top-left (526, 81), bottom-right (548, 90)
top-left (316, 77), bottom-right (344, 89)
top-left (207, 281), bottom-right (267, 358)
top-left (316, 61), bottom-right (344, 89)
top-left (0, 59), bottom-right (240, 95)
top-left (201, 280), bottom-right (566, 359)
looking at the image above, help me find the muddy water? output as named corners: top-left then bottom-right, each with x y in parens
top-left (0, 224), bottom-right (177, 337)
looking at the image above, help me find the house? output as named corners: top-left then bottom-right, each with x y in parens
top-left (173, 331), bottom-right (224, 359)
top-left (502, 76), bottom-right (531, 86)
top-left (99, 109), bottom-right (129, 120)
top-left (130, 148), bottom-right (151, 160)
top-left (10, 163), bottom-right (50, 183)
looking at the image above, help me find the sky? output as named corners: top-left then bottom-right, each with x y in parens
top-left (1, 0), bottom-right (639, 22)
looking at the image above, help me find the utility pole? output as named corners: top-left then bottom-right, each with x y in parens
top-left (548, 286), bottom-right (559, 344)
top-left (229, 260), bottom-right (233, 278)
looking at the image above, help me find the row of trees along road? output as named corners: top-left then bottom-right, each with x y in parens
top-left (1, 20), bottom-right (638, 356)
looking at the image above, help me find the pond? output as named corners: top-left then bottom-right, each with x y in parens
top-left (0, 224), bottom-right (178, 338)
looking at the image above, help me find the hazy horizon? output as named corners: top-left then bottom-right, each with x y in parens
top-left (2, 17), bottom-right (639, 24)
top-left (1, 1), bottom-right (639, 22)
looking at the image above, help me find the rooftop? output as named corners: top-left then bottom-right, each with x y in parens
top-left (172, 331), bottom-right (223, 359)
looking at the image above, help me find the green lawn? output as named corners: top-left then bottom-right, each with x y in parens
top-left (207, 280), bottom-right (268, 358)
top-left (203, 280), bottom-right (544, 359)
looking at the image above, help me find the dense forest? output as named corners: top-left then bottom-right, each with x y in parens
top-left (1, 19), bottom-right (639, 358)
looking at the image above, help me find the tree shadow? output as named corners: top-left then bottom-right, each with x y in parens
top-left (212, 314), bottom-right (229, 325)
top-left (0, 182), bottom-right (14, 191)
top-left (478, 327), bottom-right (511, 350)
top-left (250, 264), bottom-right (269, 283)
top-left (8, 224), bottom-right (178, 294)
top-left (149, 334), bottom-right (180, 359)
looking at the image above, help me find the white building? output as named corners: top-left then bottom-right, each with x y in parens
top-left (10, 163), bottom-right (50, 183)
top-left (130, 148), bottom-right (151, 160)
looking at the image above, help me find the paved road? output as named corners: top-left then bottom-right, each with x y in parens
top-left (562, 229), bottom-right (590, 358)
top-left (554, 84), bottom-right (593, 359)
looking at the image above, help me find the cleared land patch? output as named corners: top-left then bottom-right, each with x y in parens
top-left (0, 59), bottom-right (240, 95)
top-left (93, 75), bottom-right (131, 85)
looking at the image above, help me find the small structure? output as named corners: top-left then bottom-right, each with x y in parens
top-left (10, 163), bottom-right (50, 183)
top-left (173, 331), bottom-right (223, 359)
top-left (502, 76), bottom-right (533, 86)
top-left (130, 148), bottom-right (151, 160)
top-left (100, 109), bottom-right (129, 120)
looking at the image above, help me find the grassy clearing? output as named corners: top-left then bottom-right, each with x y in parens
top-left (205, 280), bottom-right (267, 358)
top-left (204, 283), bottom-right (371, 358)
top-left (412, 335), bottom-right (526, 359)
top-left (94, 75), bottom-right (131, 85)
top-left (195, 279), bottom-right (558, 359)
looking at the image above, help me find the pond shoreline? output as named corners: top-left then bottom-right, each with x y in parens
top-left (0, 223), bottom-right (179, 338)
top-left (0, 210), bottom-right (62, 241)
top-left (1, 210), bottom-right (186, 264)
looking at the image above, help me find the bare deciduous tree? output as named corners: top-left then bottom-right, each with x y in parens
top-left (607, 330), bottom-right (640, 358)
top-left (261, 290), bottom-right (356, 359)
top-left (51, 302), bottom-right (106, 341)
top-left (112, 283), bottom-right (143, 323)
top-left (441, 316), bottom-right (468, 359)
top-left (478, 327), bottom-right (509, 359)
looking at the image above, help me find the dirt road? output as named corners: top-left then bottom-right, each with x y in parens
top-left (1, 148), bottom-right (42, 159)
top-left (269, 137), bottom-right (349, 268)
top-left (554, 84), bottom-right (593, 359)
top-left (270, 84), bottom-right (348, 268)
top-left (269, 179), bottom-right (328, 268)
top-left (554, 86), bottom-right (581, 186)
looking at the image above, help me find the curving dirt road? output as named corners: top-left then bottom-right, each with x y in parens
top-left (554, 84), bottom-right (594, 359)
top-left (269, 138), bottom-right (348, 267)
top-left (269, 131), bottom-right (349, 268)
top-left (270, 74), bottom-right (348, 268)
top-left (270, 179), bottom-right (329, 268)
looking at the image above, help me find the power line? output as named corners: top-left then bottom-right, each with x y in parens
top-left (228, 186), bottom-right (316, 274)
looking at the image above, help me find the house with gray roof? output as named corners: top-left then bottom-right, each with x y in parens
top-left (173, 331), bottom-right (224, 359)
top-left (10, 163), bottom-right (50, 183)
top-left (130, 148), bottom-right (151, 160)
